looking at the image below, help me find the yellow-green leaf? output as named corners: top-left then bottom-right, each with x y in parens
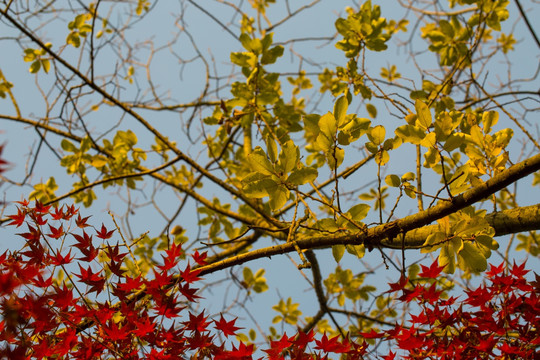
top-left (332, 245), bottom-right (346, 263)
top-left (333, 96), bottom-right (348, 126)
top-left (279, 140), bottom-right (298, 174)
top-left (458, 242), bottom-right (487, 273)
top-left (395, 124), bottom-right (425, 144)
top-left (415, 99), bottom-right (432, 130)
top-left (482, 111), bottom-right (498, 133)
top-left (287, 167), bottom-right (318, 186)
top-left (368, 125), bottom-right (385, 145)
top-left (247, 147), bottom-right (274, 176)
top-left (385, 174), bottom-right (401, 187)
top-left (347, 203), bottom-right (370, 221)
top-left (29, 60), bottom-right (41, 73)
top-left (366, 103), bottom-right (377, 118)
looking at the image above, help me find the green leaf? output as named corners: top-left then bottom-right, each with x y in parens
top-left (333, 96), bottom-right (348, 126)
top-left (385, 174), bottom-right (401, 187)
top-left (443, 133), bottom-right (464, 152)
top-left (457, 242), bottom-right (487, 273)
top-left (332, 245), bottom-right (346, 263)
top-left (247, 147), bottom-right (274, 176)
top-left (287, 167), bottom-right (318, 186)
top-left (326, 147), bottom-right (345, 169)
top-left (91, 155), bottom-right (108, 168)
top-left (366, 103), bottom-right (377, 118)
top-left (346, 244), bottom-right (365, 258)
top-left (243, 177), bottom-right (275, 198)
top-left (439, 19), bottom-right (455, 38)
top-left (469, 125), bottom-right (484, 146)
top-left (482, 111), bottom-right (498, 134)
top-left (319, 112), bottom-right (337, 142)
top-left (265, 135), bottom-right (278, 163)
top-left (230, 52), bottom-right (257, 68)
top-left (278, 140), bottom-right (298, 174)
top-left (375, 149), bottom-right (389, 165)
top-left (368, 125), bottom-right (385, 145)
top-left (268, 185), bottom-right (289, 211)
top-left (347, 203), bottom-right (370, 221)
top-left (261, 45), bottom-right (284, 65)
top-left (395, 124), bottom-right (425, 144)
top-left (61, 139), bottom-right (77, 152)
top-left (317, 218), bottom-right (340, 232)
top-left (29, 60), bottom-right (41, 73)
top-left (476, 234), bottom-right (499, 250)
top-left (41, 59), bottom-right (51, 73)
top-left (420, 132), bottom-right (437, 148)
top-left (415, 99), bottom-right (432, 130)
top-left (421, 231), bottom-right (446, 253)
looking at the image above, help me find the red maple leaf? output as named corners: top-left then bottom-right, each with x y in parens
top-left (50, 249), bottom-right (75, 266)
top-left (192, 250), bottom-right (208, 265)
top-left (214, 314), bottom-right (242, 337)
top-left (34, 201), bottom-right (52, 214)
top-left (133, 315), bottom-right (155, 337)
top-left (419, 260), bottom-right (445, 279)
top-left (387, 275), bottom-right (408, 293)
top-left (29, 212), bottom-right (47, 226)
top-left (74, 264), bottom-right (105, 295)
top-left (396, 327), bottom-right (425, 351)
top-left (72, 231), bottom-right (98, 262)
top-left (104, 244), bottom-right (126, 263)
top-left (158, 242), bottom-right (182, 271)
top-left (51, 284), bottom-right (74, 310)
top-left (75, 213), bottom-right (91, 228)
top-left (102, 321), bottom-right (129, 341)
top-left (63, 204), bottom-right (79, 220)
top-left (465, 285), bottom-right (492, 307)
top-left (180, 264), bottom-right (202, 284)
top-left (7, 207), bottom-right (26, 227)
top-left (263, 332), bottom-right (292, 358)
top-left (509, 261), bottom-right (529, 279)
top-left (155, 294), bottom-right (183, 319)
top-left (46, 224), bottom-right (64, 239)
top-left (315, 333), bottom-right (351, 353)
top-left (399, 285), bottom-right (423, 303)
top-left (95, 223), bottom-right (115, 239)
top-left (50, 206), bottom-right (65, 220)
top-left (178, 282), bottom-right (201, 302)
top-left (116, 275), bottom-right (143, 293)
top-left (358, 329), bottom-right (383, 339)
top-left (31, 272), bottom-right (53, 288)
top-left (216, 342), bottom-right (254, 359)
top-left (15, 199), bottom-right (30, 207)
top-left (184, 311), bottom-right (210, 333)
top-left (421, 283), bottom-right (443, 304)
top-left (18, 225), bottom-right (41, 244)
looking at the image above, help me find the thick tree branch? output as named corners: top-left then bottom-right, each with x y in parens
top-left (384, 203), bottom-right (540, 248)
top-left (198, 153), bottom-right (540, 276)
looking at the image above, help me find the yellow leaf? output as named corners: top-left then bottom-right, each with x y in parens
top-left (415, 99), bottom-right (432, 130)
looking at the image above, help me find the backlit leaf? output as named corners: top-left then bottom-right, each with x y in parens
top-left (415, 99), bottom-right (432, 130)
top-left (332, 245), bottom-right (345, 263)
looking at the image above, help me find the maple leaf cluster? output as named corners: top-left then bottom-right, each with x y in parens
top-left (0, 201), bottom-right (538, 359)
top-left (1, 201), bottom-right (248, 359)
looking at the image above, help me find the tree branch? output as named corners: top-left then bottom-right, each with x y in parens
top-left (197, 153), bottom-right (540, 275)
